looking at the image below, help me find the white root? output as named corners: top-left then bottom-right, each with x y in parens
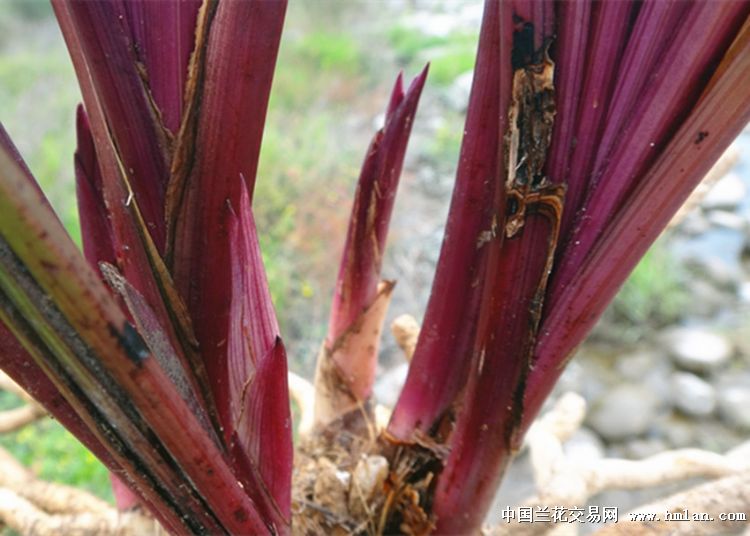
top-left (488, 392), bottom-right (750, 536)
top-left (0, 445), bottom-right (161, 535)
top-left (390, 314), bottom-right (420, 362)
top-left (0, 403), bottom-right (46, 433)
top-left (596, 471), bottom-right (750, 535)
top-left (288, 371), bottom-right (316, 436)
top-left (0, 488), bottom-right (161, 536)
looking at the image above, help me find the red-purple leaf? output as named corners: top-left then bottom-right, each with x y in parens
top-left (526, 16), bottom-right (750, 434)
top-left (123, 0), bottom-right (201, 133)
top-left (393, 3), bottom-right (750, 532)
top-left (55, 4), bottom-right (172, 320)
top-left (554, 1), bottom-right (634, 240)
top-left (226, 180), bottom-right (292, 529)
top-left (169, 0), bottom-right (287, 431)
top-left (433, 214), bottom-right (561, 531)
top-left (54, 0), bottom-right (171, 251)
top-left (0, 144), bottom-right (269, 533)
top-left (328, 69), bottom-right (426, 343)
top-left (389, 0), bottom-right (513, 440)
top-left (430, 4), bottom-right (561, 528)
top-left (550, 1), bottom-right (749, 306)
top-left (229, 341), bottom-right (291, 534)
top-left (589, 1), bottom-right (689, 178)
top-left (323, 68), bottom-right (426, 407)
top-left (543, 0), bottom-right (591, 183)
top-left (74, 106), bottom-right (116, 270)
top-left (58, 4), bottom-right (216, 434)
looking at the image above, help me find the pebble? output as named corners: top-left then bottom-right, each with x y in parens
top-left (717, 385), bottom-right (750, 431)
top-left (660, 327), bottom-right (733, 373)
top-left (657, 414), bottom-right (695, 448)
top-left (586, 384), bottom-right (660, 441)
top-left (624, 438), bottom-right (668, 459)
top-left (692, 256), bottom-right (741, 290)
top-left (373, 363), bottom-right (408, 408)
top-left (641, 367), bottom-right (675, 407)
top-left (670, 372), bottom-right (716, 417)
top-left (707, 210), bottom-right (747, 230)
top-left (739, 281), bottom-right (750, 304)
top-left (687, 280), bottom-right (728, 318)
top-left (615, 349), bottom-right (662, 381)
top-left (555, 359), bottom-right (585, 395)
top-left (702, 172), bottom-right (746, 210)
top-left (615, 350), bottom-right (673, 406)
top-left (679, 211), bottom-right (711, 235)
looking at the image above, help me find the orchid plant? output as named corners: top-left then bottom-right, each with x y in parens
top-left (0, 0), bottom-right (749, 534)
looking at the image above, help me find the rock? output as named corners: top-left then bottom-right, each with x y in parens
top-left (373, 363), bottom-right (408, 408)
top-left (670, 372), bottom-right (716, 417)
top-left (707, 210), bottom-right (747, 230)
top-left (693, 256), bottom-right (741, 290)
top-left (687, 280), bottom-right (728, 318)
top-left (641, 365), bottom-right (675, 407)
top-left (657, 413), bottom-right (696, 448)
top-left (616, 349), bottom-right (673, 405)
top-left (616, 349), bottom-right (663, 381)
top-left (554, 359), bottom-right (585, 395)
top-left (702, 172), bottom-right (746, 210)
top-left (624, 438), bottom-right (668, 459)
top-left (679, 211), bottom-right (710, 235)
top-left (586, 384), bottom-right (660, 441)
top-left (562, 427), bottom-right (605, 463)
top-left (661, 327), bottom-right (733, 373)
top-left (693, 420), bottom-right (744, 452)
top-left (740, 281), bottom-right (750, 304)
top-left (717, 385), bottom-right (750, 431)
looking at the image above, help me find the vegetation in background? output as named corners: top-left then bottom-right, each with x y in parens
top-left (611, 236), bottom-right (690, 328)
top-left (388, 24), bottom-right (476, 85)
top-left (0, 391), bottom-right (112, 501)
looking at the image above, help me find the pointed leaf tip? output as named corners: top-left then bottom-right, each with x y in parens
top-left (226, 185), bottom-right (291, 527)
top-left (386, 71), bottom-right (406, 119)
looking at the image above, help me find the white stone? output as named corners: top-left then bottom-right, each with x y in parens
top-left (739, 281), bottom-right (750, 303)
top-left (373, 363), bottom-right (409, 408)
top-left (661, 327), bottom-right (733, 373)
top-left (587, 385), bottom-right (660, 441)
top-left (670, 372), bottom-right (716, 417)
top-left (718, 386), bottom-right (750, 431)
top-left (707, 210), bottom-right (747, 230)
